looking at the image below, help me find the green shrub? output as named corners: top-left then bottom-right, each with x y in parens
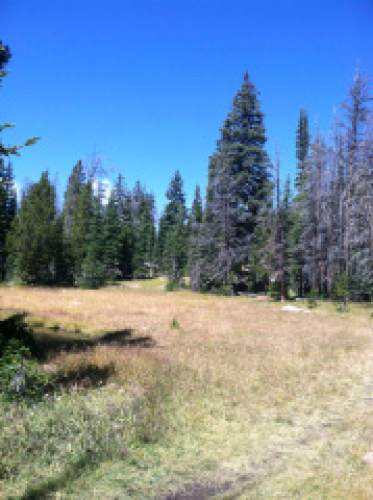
top-left (170, 318), bottom-right (180, 330)
top-left (0, 341), bottom-right (50, 403)
top-left (165, 280), bottom-right (179, 292)
top-left (333, 273), bottom-right (349, 312)
top-left (306, 288), bottom-right (318, 308)
top-left (268, 281), bottom-right (281, 301)
top-left (210, 285), bottom-right (232, 296)
top-left (76, 255), bottom-right (106, 289)
top-left (0, 314), bottom-right (50, 402)
top-left (0, 314), bottom-right (38, 358)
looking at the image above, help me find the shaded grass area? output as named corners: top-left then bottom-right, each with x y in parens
top-left (33, 326), bottom-right (155, 361)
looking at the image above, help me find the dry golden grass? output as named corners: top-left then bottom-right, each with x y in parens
top-left (2, 282), bottom-right (373, 498)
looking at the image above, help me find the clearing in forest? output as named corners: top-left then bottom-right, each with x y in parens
top-left (1, 280), bottom-right (373, 499)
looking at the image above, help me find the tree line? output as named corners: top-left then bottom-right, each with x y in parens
top-left (1, 39), bottom-right (373, 299)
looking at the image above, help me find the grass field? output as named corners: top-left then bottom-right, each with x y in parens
top-left (1, 280), bottom-right (373, 498)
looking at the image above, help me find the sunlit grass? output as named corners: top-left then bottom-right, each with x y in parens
top-left (1, 282), bottom-right (373, 498)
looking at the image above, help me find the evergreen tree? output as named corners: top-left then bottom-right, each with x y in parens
top-left (78, 190), bottom-right (106, 288)
top-left (270, 166), bottom-right (295, 300)
top-left (188, 185), bottom-right (203, 289)
top-left (102, 175), bottom-right (128, 281)
top-left (158, 170), bottom-right (188, 285)
top-left (192, 72), bottom-right (271, 293)
top-left (293, 110), bottom-right (310, 296)
top-left (131, 183), bottom-right (156, 278)
top-left (120, 186), bottom-right (135, 278)
top-left (0, 160), bottom-right (16, 279)
top-left (63, 161), bottom-right (93, 283)
top-left (295, 110), bottom-right (310, 190)
top-left (190, 185), bottom-right (203, 226)
top-left (8, 172), bottom-right (62, 285)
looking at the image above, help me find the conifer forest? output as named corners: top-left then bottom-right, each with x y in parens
top-left (1, 39), bottom-right (373, 302)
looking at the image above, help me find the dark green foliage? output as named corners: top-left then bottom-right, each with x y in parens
top-left (8, 172), bottom-right (63, 285)
top-left (102, 175), bottom-right (135, 280)
top-left (170, 317), bottom-right (180, 329)
top-left (0, 314), bottom-right (50, 402)
top-left (306, 288), bottom-right (318, 308)
top-left (76, 253), bottom-right (106, 289)
top-left (77, 191), bottom-right (106, 288)
top-left (158, 171), bottom-right (188, 286)
top-left (0, 41), bottom-right (11, 81)
top-left (63, 162), bottom-right (93, 283)
top-left (192, 72), bottom-right (271, 293)
top-left (333, 273), bottom-right (349, 311)
top-left (131, 183), bottom-right (156, 278)
top-left (271, 174), bottom-right (296, 300)
top-left (102, 203), bottom-right (121, 280)
top-left (0, 160), bottom-right (16, 279)
top-left (295, 110), bottom-right (310, 191)
top-left (119, 189), bottom-right (136, 278)
top-left (0, 314), bottom-right (37, 358)
top-left (268, 280), bottom-right (281, 301)
top-left (292, 110), bottom-right (311, 297)
top-left (188, 185), bottom-right (203, 285)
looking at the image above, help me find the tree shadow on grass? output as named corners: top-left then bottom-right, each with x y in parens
top-left (1, 312), bottom-right (155, 362)
top-left (1, 313), bottom-right (156, 395)
top-left (33, 326), bottom-right (156, 361)
top-left (52, 362), bottom-right (116, 390)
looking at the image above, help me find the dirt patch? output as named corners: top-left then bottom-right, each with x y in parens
top-left (161, 479), bottom-right (234, 499)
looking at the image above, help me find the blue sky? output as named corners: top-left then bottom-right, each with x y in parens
top-left (1, 0), bottom-right (373, 212)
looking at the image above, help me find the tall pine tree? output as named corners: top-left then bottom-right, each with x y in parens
top-left (131, 182), bottom-right (156, 278)
top-left (158, 170), bottom-right (188, 285)
top-left (63, 161), bottom-right (93, 283)
top-left (0, 160), bottom-right (16, 279)
top-left (8, 172), bottom-right (62, 285)
top-left (188, 185), bottom-right (203, 289)
top-left (192, 72), bottom-right (271, 293)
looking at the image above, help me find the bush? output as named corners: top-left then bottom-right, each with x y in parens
top-left (333, 273), bottom-right (349, 312)
top-left (306, 288), bottom-right (318, 308)
top-left (170, 318), bottom-right (180, 330)
top-left (165, 280), bottom-right (179, 292)
top-left (0, 314), bottom-right (38, 358)
top-left (77, 255), bottom-right (106, 289)
top-left (210, 285), bottom-right (233, 296)
top-left (0, 315), bottom-right (51, 402)
top-left (268, 281), bottom-right (281, 301)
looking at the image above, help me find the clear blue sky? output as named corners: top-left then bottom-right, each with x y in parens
top-left (2, 0), bottom-right (373, 212)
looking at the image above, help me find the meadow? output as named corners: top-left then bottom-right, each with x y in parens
top-left (1, 279), bottom-right (373, 499)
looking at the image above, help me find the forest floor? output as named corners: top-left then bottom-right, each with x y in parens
top-left (1, 280), bottom-right (373, 498)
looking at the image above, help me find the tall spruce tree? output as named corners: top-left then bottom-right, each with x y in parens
top-left (131, 182), bottom-right (156, 278)
top-left (158, 170), bottom-right (188, 285)
top-left (293, 109), bottom-right (310, 296)
top-left (192, 72), bottom-right (271, 293)
top-left (8, 172), bottom-right (62, 285)
top-left (0, 160), bottom-right (16, 279)
top-left (295, 110), bottom-right (310, 190)
top-left (63, 161), bottom-right (93, 283)
top-left (188, 185), bottom-right (203, 288)
top-left (270, 160), bottom-right (295, 300)
top-left (120, 185), bottom-right (135, 278)
top-left (78, 187), bottom-right (106, 288)
top-left (103, 175), bottom-right (130, 280)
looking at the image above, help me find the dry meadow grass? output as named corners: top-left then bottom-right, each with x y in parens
top-left (1, 280), bottom-right (373, 498)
